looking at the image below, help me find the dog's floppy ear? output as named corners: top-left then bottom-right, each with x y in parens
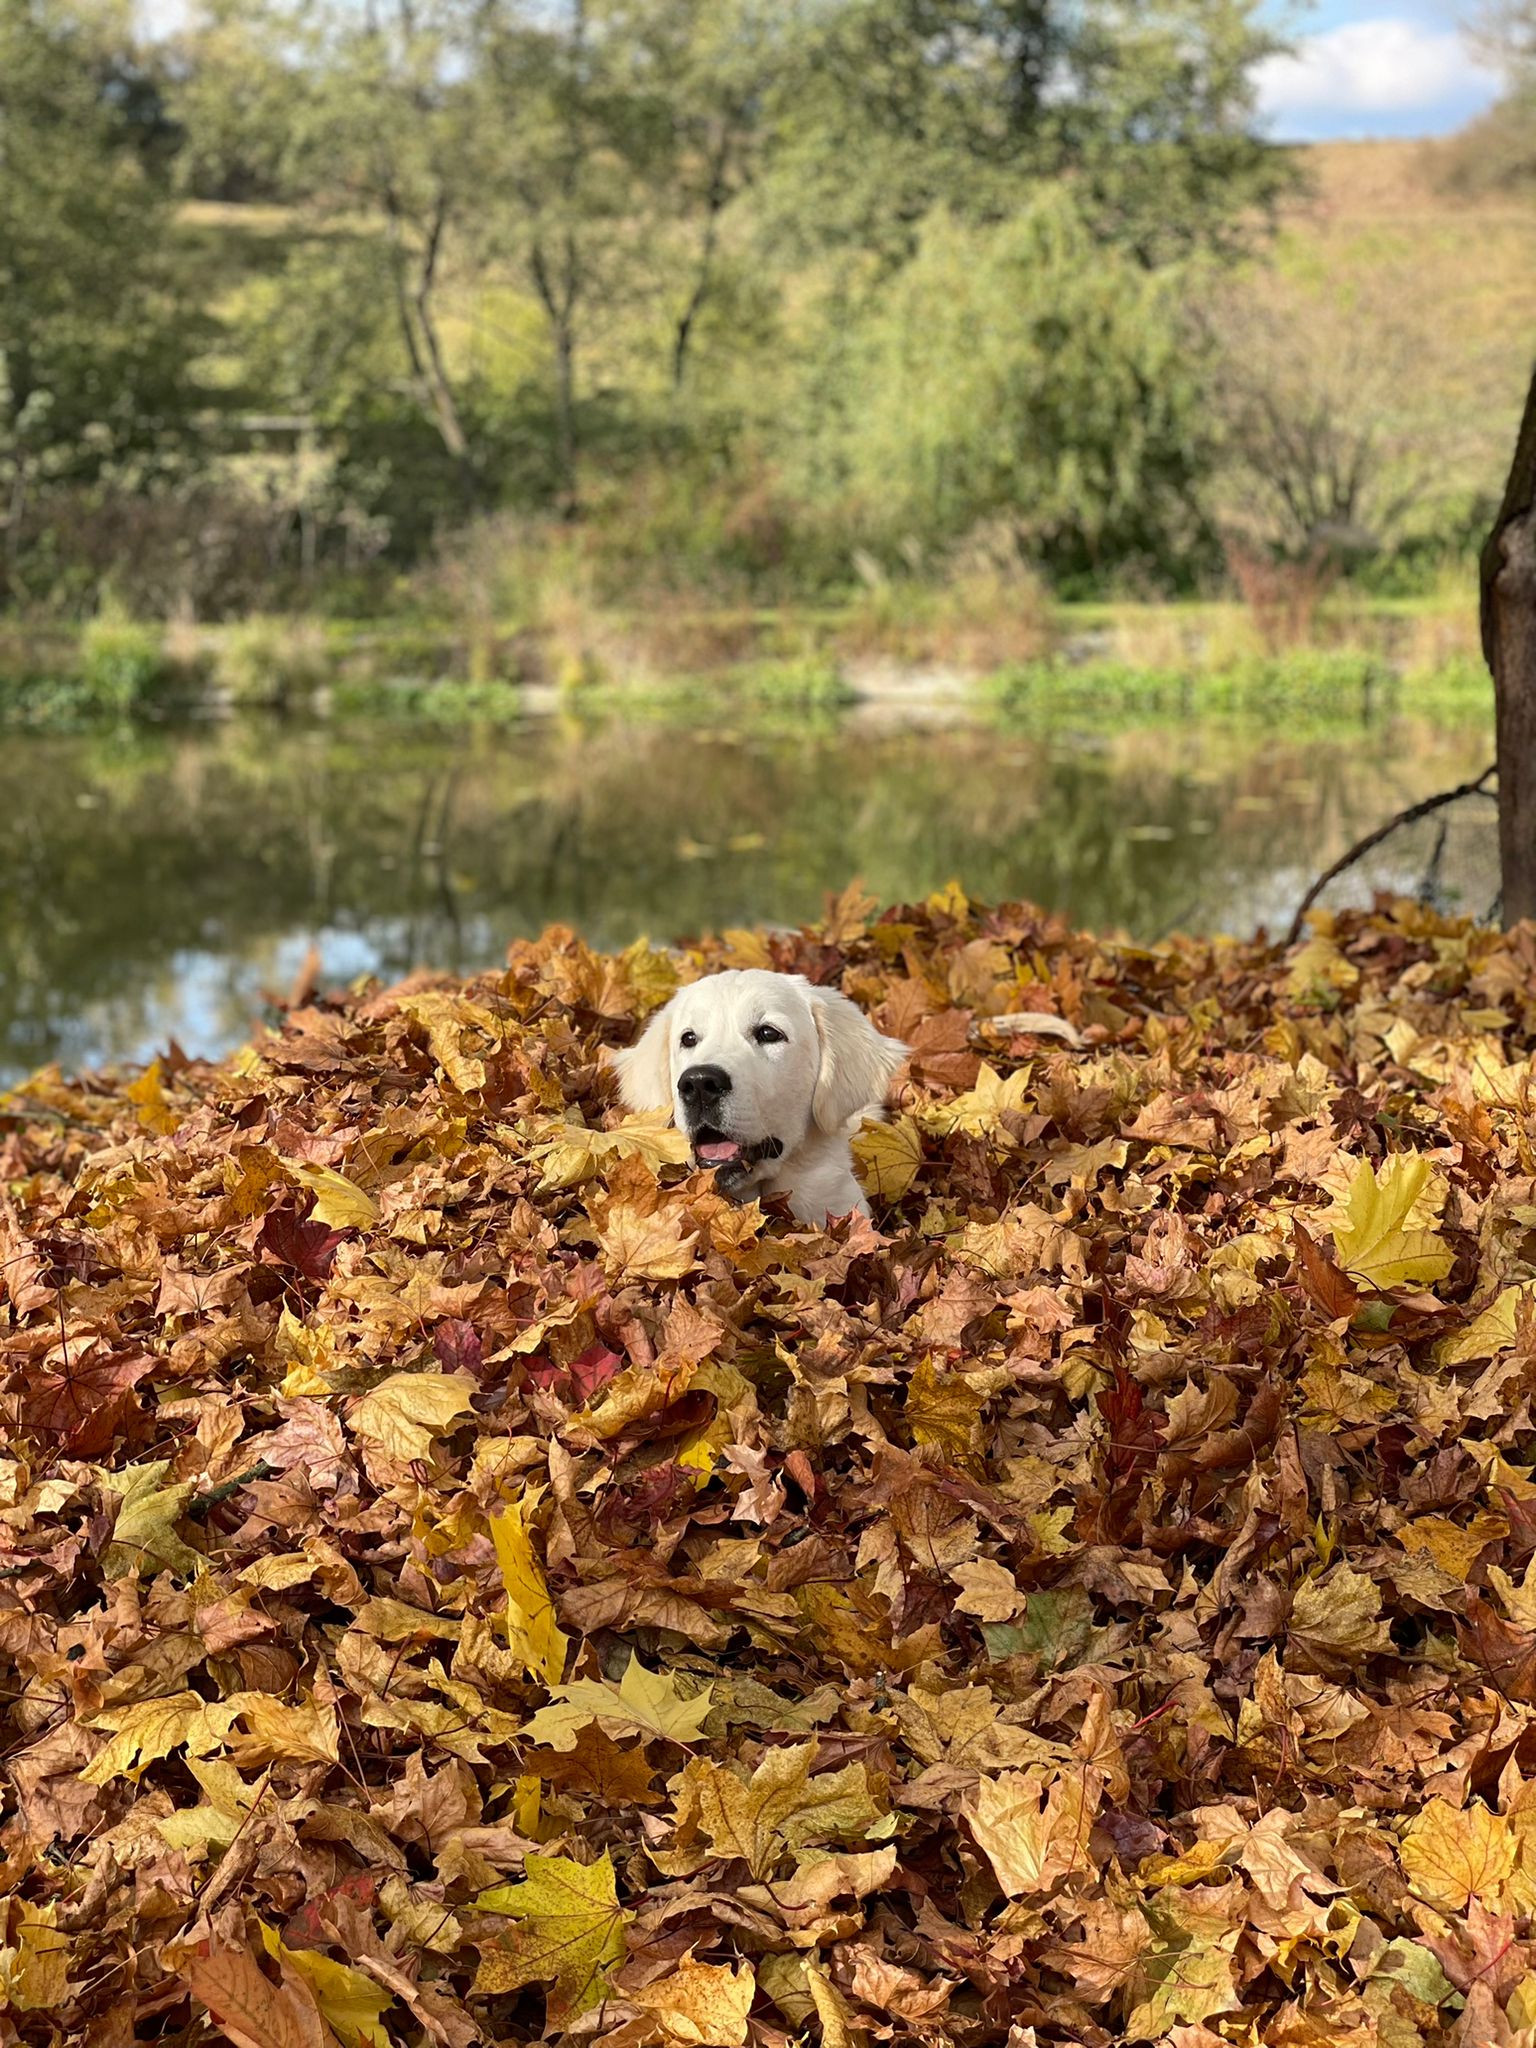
top-left (612, 998), bottom-right (676, 1113)
top-left (809, 985), bottom-right (908, 1134)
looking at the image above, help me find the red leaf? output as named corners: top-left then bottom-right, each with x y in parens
top-left (568, 1341), bottom-right (622, 1401)
top-left (281, 1871), bottom-right (380, 1949)
top-left (259, 1206), bottom-right (344, 1279)
top-left (1459, 1589), bottom-right (1536, 1704)
top-left (1097, 1368), bottom-right (1163, 1487)
top-left (1293, 1222), bottom-right (1359, 1320)
top-left (433, 1319), bottom-right (485, 1377)
top-left (21, 1350), bottom-right (158, 1455)
top-left (528, 1341), bottom-right (621, 1403)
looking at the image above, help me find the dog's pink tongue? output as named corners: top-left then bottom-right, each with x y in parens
top-left (698, 1140), bottom-right (743, 1164)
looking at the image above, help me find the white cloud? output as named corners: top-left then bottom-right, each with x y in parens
top-left (135, 0), bottom-right (189, 38)
top-left (1256, 17), bottom-right (1501, 132)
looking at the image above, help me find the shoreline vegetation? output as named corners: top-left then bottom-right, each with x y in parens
top-left (0, 596), bottom-right (1494, 730)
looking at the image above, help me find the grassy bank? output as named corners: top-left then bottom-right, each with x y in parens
top-left (0, 594), bottom-right (1491, 730)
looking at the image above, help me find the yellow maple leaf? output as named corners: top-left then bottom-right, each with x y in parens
top-left (906, 1354), bottom-right (985, 1460)
top-left (472, 1851), bottom-right (630, 2021)
top-left (275, 1305), bottom-right (339, 1398)
top-left (512, 1774), bottom-right (542, 1837)
top-left (1289, 1563), bottom-right (1392, 1662)
top-left (490, 1496), bottom-right (568, 1685)
top-left (239, 1552), bottom-right (320, 1592)
top-left (595, 1199), bottom-right (699, 1282)
top-left (349, 1371), bottom-right (476, 1461)
top-left (1402, 1797), bottom-right (1516, 1911)
top-left (925, 1063), bottom-right (1033, 1140)
top-left (630, 1954), bottom-right (756, 2047)
top-left (125, 1056), bottom-right (180, 1134)
top-left (1397, 1512), bottom-right (1507, 1581)
top-left (200, 1691), bottom-right (342, 1767)
top-left (1440, 1283), bottom-right (1536, 1366)
top-left (352, 1596), bottom-right (462, 1642)
top-left (260, 1925), bottom-right (392, 2048)
top-left (81, 1690), bottom-right (206, 1786)
top-left (1124, 1898), bottom-right (1240, 2039)
top-left (618, 936), bottom-right (681, 1009)
top-left (157, 1757), bottom-right (262, 1860)
top-left (530, 1113), bottom-right (691, 1192)
top-left (1329, 1154), bottom-right (1453, 1292)
top-left (282, 1160), bottom-right (379, 1231)
top-left (962, 1763), bottom-right (1098, 1897)
top-left (1490, 1554), bottom-right (1536, 1631)
top-left (1285, 931), bottom-right (1360, 1000)
top-left (100, 1460), bottom-right (202, 1578)
top-left (519, 1653), bottom-right (712, 1752)
top-left (851, 1115), bottom-right (924, 1201)
top-left (950, 1558), bottom-right (1026, 1623)
top-left (0, 1903), bottom-right (69, 2012)
top-left (666, 1740), bottom-right (882, 1881)
top-left (396, 991), bottom-right (503, 1095)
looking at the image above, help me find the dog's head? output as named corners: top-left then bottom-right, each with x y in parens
top-left (612, 969), bottom-right (908, 1198)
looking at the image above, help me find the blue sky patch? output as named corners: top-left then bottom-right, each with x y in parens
top-left (1257, 4), bottom-right (1504, 139)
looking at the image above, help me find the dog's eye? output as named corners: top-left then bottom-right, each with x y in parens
top-left (753, 1023), bottom-right (786, 1046)
top-left (679, 1030), bottom-right (699, 1050)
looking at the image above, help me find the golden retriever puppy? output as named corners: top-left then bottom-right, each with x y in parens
top-left (613, 969), bottom-right (908, 1224)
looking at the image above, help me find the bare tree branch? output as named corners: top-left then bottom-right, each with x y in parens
top-left (1285, 766), bottom-right (1498, 947)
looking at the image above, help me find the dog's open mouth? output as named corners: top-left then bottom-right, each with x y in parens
top-left (690, 1126), bottom-right (784, 1188)
top-left (693, 1130), bottom-right (744, 1166)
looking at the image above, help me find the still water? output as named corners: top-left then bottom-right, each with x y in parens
top-left (0, 704), bottom-right (1497, 1080)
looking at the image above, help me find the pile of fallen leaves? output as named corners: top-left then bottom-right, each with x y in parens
top-left (10, 885), bottom-right (1536, 2048)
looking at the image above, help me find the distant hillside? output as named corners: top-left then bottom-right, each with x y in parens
top-left (1286, 137), bottom-right (1536, 460)
top-left (1197, 136), bottom-right (1536, 567)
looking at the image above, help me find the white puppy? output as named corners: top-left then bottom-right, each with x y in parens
top-left (613, 970), bottom-right (908, 1224)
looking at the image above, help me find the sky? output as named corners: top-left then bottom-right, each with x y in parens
top-left (1256, 4), bottom-right (1506, 140)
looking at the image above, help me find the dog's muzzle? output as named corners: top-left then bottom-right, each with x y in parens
top-left (689, 1125), bottom-right (784, 1196)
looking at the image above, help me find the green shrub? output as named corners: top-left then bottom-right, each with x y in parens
top-left (729, 656), bottom-right (854, 709)
top-left (1400, 651), bottom-right (1493, 713)
top-left (212, 617), bottom-right (332, 710)
top-left (77, 617), bottom-right (181, 715)
top-left (982, 659), bottom-right (1192, 712)
top-left (1216, 650), bottom-right (1397, 709)
top-left (981, 650), bottom-right (1402, 719)
top-left (327, 674), bottom-right (524, 724)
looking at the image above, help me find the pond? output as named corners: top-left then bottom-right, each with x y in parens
top-left (0, 699), bottom-right (1497, 1081)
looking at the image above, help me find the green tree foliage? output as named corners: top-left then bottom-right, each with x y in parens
top-left (0, 2), bottom-right (201, 598)
top-left (2, 0), bottom-right (1318, 609)
top-left (755, 0), bottom-right (1290, 263)
top-left (799, 197), bottom-right (1212, 582)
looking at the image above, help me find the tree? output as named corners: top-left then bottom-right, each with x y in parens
top-left (1205, 259), bottom-right (1471, 564)
top-left (795, 196), bottom-right (1212, 583)
top-left (288, 1), bottom-right (485, 502)
top-left (1470, 0), bottom-right (1536, 69)
top-left (467, 0), bottom-right (665, 511)
top-left (1483, 362), bottom-right (1536, 924)
top-left (0, 1), bottom-right (201, 600)
top-left (755, 0), bottom-right (1291, 267)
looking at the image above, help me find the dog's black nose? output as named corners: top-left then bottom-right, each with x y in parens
top-left (678, 1063), bottom-right (731, 1114)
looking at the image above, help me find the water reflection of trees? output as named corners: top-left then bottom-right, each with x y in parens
top-left (0, 713), bottom-right (1497, 1075)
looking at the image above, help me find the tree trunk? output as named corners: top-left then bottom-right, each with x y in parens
top-left (1482, 361), bottom-right (1536, 925)
top-left (554, 317), bottom-right (578, 518)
